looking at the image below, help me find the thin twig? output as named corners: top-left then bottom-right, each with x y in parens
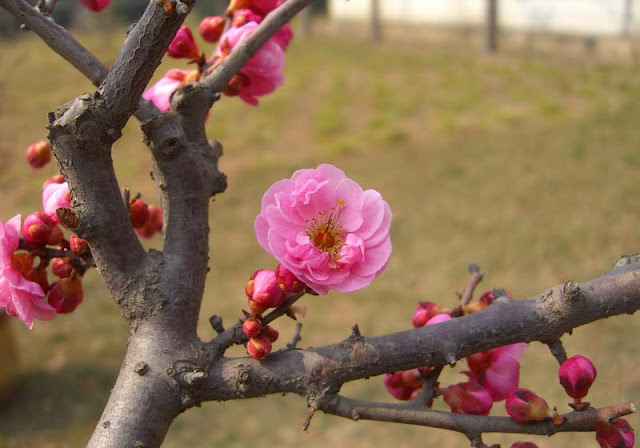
top-left (287, 323), bottom-right (303, 349)
top-left (461, 263), bottom-right (484, 306)
top-left (546, 339), bottom-right (568, 365)
top-left (18, 238), bottom-right (95, 274)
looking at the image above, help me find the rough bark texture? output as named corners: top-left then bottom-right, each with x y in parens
top-left (1, 1), bottom-right (638, 447)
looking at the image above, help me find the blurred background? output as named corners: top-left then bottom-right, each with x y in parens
top-left (0, 1), bottom-right (639, 447)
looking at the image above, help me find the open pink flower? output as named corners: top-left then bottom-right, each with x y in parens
top-left (216, 21), bottom-right (285, 105)
top-left (255, 164), bottom-right (392, 294)
top-left (142, 69), bottom-right (200, 113)
top-left (467, 343), bottom-right (527, 402)
top-left (232, 10), bottom-right (293, 50)
top-left (79, 0), bottom-right (110, 12)
top-left (0, 215), bottom-right (56, 329)
top-left (42, 181), bottom-right (71, 224)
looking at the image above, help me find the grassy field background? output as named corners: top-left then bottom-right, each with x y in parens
top-left (0, 21), bottom-right (639, 448)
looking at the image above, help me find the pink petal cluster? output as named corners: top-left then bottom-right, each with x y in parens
top-left (42, 181), bottom-right (71, 224)
top-left (142, 69), bottom-right (200, 113)
top-left (216, 21), bottom-right (285, 106)
top-left (466, 343), bottom-right (527, 401)
top-left (0, 215), bottom-right (56, 329)
top-left (254, 164), bottom-right (392, 294)
top-left (79, 0), bottom-right (110, 12)
top-left (383, 369), bottom-right (422, 401)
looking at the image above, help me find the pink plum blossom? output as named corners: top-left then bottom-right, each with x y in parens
top-left (467, 343), bottom-right (527, 402)
top-left (42, 181), bottom-right (71, 224)
top-left (231, 9), bottom-right (293, 50)
top-left (142, 69), bottom-right (200, 113)
top-left (595, 418), bottom-right (635, 448)
top-left (79, 0), bottom-right (110, 12)
top-left (0, 215), bottom-right (56, 329)
top-left (254, 164), bottom-right (392, 294)
top-left (216, 22), bottom-right (285, 105)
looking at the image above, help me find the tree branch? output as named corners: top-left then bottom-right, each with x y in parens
top-left (200, 261), bottom-right (640, 402)
top-left (319, 395), bottom-right (635, 437)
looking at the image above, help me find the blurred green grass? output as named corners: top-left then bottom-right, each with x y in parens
top-left (0, 25), bottom-right (639, 448)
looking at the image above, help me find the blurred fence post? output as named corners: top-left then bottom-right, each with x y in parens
top-left (371, 0), bottom-right (382, 42)
top-left (485, 0), bottom-right (498, 52)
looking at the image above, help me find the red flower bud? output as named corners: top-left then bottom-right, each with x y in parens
top-left (198, 16), bottom-right (225, 43)
top-left (70, 235), bottom-right (90, 257)
top-left (595, 418), bottom-right (635, 448)
top-left (511, 442), bottom-right (539, 448)
top-left (441, 381), bottom-right (493, 415)
top-left (558, 355), bottom-right (597, 401)
top-left (275, 263), bottom-right (306, 294)
top-left (412, 301), bottom-right (449, 328)
top-left (263, 325), bottom-right (279, 343)
top-left (51, 257), bottom-right (73, 279)
top-left (22, 212), bottom-right (63, 246)
top-left (167, 26), bottom-right (200, 60)
top-left (79, 0), bottom-right (110, 12)
top-left (43, 173), bottom-right (65, 189)
top-left (247, 335), bottom-right (272, 360)
top-left (26, 140), bottom-right (52, 169)
top-left (384, 369), bottom-right (422, 401)
top-left (135, 205), bottom-right (162, 239)
top-left (506, 388), bottom-right (551, 423)
top-left (242, 317), bottom-right (262, 338)
top-left (129, 199), bottom-right (150, 229)
top-left (48, 276), bottom-right (83, 314)
top-left (248, 299), bottom-right (267, 316)
top-left (24, 266), bottom-right (50, 295)
top-left (246, 269), bottom-right (284, 309)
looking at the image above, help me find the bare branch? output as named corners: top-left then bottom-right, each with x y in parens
top-left (319, 395), bottom-right (635, 437)
top-left (546, 339), bottom-right (568, 366)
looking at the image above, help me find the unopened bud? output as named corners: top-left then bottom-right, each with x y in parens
top-left (70, 235), bottom-right (90, 257)
top-left (43, 174), bottom-right (65, 189)
top-left (79, 0), bottom-right (110, 12)
top-left (558, 355), bottom-right (597, 402)
top-left (48, 275), bottom-right (83, 314)
top-left (441, 381), bottom-right (493, 415)
top-left (26, 140), bottom-right (52, 169)
top-left (167, 26), bottom-right (200, 60)
top-left (129, 199), bottom-right (150, 229)
top-left (246, 269), bottom-right (284, 309)
top-left (22, 212), bottom-right (63, 246)
top-left (51, 257), bottom-right (73, 279)
top-left (511, 442), bottom-right (539, 448)
top-left (135, 205), bottom-right (163, 239)
top-left (506, 388), bottom-right (552, 423)
top-left (264, 325), bottom-right (279, 343)
top-left (247, 335), bottom-right (272, 360)
top-left (275, 263), bottom-right (306, 294)
top-left (242, 317), bottom-right (262, 338)
top-left (595, 418), bottom-right (635, 448)
top-left (412, 301), bottom-right (449, 328)
top-left (198, 16), bottom-right (225, 43)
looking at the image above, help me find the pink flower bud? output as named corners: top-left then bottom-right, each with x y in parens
top-left (48, 276), bottom-right (83, 314)
top-left (412, 301), bottom-right (449, 328)
top-left (245, 269), bottom-right (284, 309)
top-left (79, 0), bottom-right (110, 12)
top-left (51, 257), bottom-right (73, 279)
top-left (22, 212), bottom-right (62, 246)
top-left (26, 140), bottom-right (52, 169)
top-left (242, 317), bottom-right (262, 338)
top-left (167, 26), bottom-right (200, 60)
top-left (264, 325), bottom-right (279, 343)
top-left (199, 16), bottom-right (225, 43)
top-left (441, 381), bottom-right (493, 415)
top-left (384, 369), bottom-right (422, 401)
top-left (425, 313), bottom-right (452, 326)
top-left (129, 199), bottom-right (150, 229)
top-left (247, 335), bottom-right (272, 360)
top-left (70, 235), bottom-right (90, 257)
top-left (43, 174), bottom-right (65, 189)
top-left (558, 355), bottom-right (597, 401)
top-left (595, 418), bottom-right (635, 448)
top-left (275, 263), bottom-right (306, 293)
top-left (505, 388), bottom-right (551, 423)
top-left (511, 442), bottom-right (539, 448)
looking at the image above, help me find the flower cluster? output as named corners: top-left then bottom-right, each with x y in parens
top-left (242, 264), bottom-right (305, 360)
top-left (143, 0), bottom-right (291, 111)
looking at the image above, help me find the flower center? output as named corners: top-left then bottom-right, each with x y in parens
top-left (306, 205), bottom-right (345, 259)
